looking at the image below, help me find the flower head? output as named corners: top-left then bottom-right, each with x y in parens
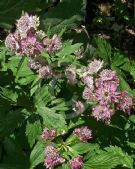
top-left (117, 90), bottom-right (133, 114)
top-left (83, 87), bottom-right (96, 100)
top-left (20, 35), bottom-right (42, 56)
top-left (42, 128), bottom-right (57, 141)
top-left (92, 104), bottom-right (114, 122)
top-left (28, 58), bottom-right (42, 70)
top-left (87, 59), bottom-right (104, 75)
top-left (73, 101), bottom-right (85, 113)
top-left (99, 69), bottom-right (118, 83)
top-left (44, 145), bottom-right (65, 169)
top-left (38, 65), bottom-right (52, 79)
top-left (82, 75), bottom-right (94, 90)
top-left (73, 126), bottom-right (92, 142)
top-left (69, 156), bottom-right (83, 169)
top-left (96, 81), bottom-right (120, 105)
top-left (66, 67), bottom-right (77, 85)
top-left (74, 47), bottom-right (84, 58)
top-left (16, 12), bottom-right (39, 37)
top-left (5, 32), bottom-right (20, 53)
top-left (43, 34), bottom-right (62, 53)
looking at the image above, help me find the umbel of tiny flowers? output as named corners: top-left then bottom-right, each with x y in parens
top-left (42, 34), bottom-right (62, 54)
top-left (73, 126), bottom-right (92, 142)
top-left (69, 156), bottom-right (83, 169)
top-left (117, 90), bottom-right (133, 114)
top-left (72, 101), bottom-right (85, 114)
top-left (80, 59), bottom-right (133, 122)
top-left (16, 12), bottom-right (40, 37)
top-left (42, 128), bottom-right (57, 141)
top-left (5, 12), bottom-right (62, 79)
top-left (44, 145), bottom-right (65, 169)
top-left (5, 13), bottom-right (42, 56)
top-left (66, 67), bottom-right (77, 85)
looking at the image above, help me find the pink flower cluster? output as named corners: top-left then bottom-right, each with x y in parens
top-left (44, 145), bottom-right (65, 169)
top-left (81, 59), bottom-right (133, 122)
top-left (117, 90), bottom-right (133, 114)
top-left (5, 12), bottom-right (62, 79)
top-left (42, 128), bottom-right (57, 141)
top-left (5, 12), bottom-right (41, 56)
top-left (43, 34), bottom-right (62, 54)
top-left (73, 126), bottom-right (92, 142)
top-left (66, 67), bottom-right (77, 85)
top-left (72, 101), bottom-right (85, 114)
top-left (69, 156), bottom-right (83, 169)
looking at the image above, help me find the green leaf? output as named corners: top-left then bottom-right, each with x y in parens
top-left (37, 106), bottom-right (67, 131)
top-left (71, 143), bottom-right (99, 154)
top-left (130, 64), bottom-right (135, 79)
top-left (5, 56), bottom-right (35, 85)
top-left (105, 146), bottom-right (133, 169)
top-left (111, 52), bottom-right (128, 69)
top-left (0, 0), bottom-right (49, 29)
top-left (95, 37), bottom-right (112, 64)
top-left (0, 164), bottom-right (25, 169)
top-left (0, 109), bottom-right (25, 136)
top-left (57, 164), bottom-right (70, 169)
top-left (26, 119), bottom-right (42, 148)
top-left (119, 76), bottom-right (132, 94)
top-left (30, 141), bottom-right (45, 169)
top-left (41, 0), bottom-right (86, 33)
top-left (2, 137), bottom-right (28, 169)
top-left (0, 87), bottom-right (18, 103)
top-left (56, 43), bottom-right (82, 58)
top-left (84, 146), bottom-right (133, 169)
top-left (129, 115), bottom-right (135, 123)
top-left (127, 142), bottom-right (135, 149)
top-left (34, 85), bottom-right (54, 107)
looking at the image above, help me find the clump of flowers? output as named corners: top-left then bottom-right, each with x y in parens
top-left (42, 34), bottom-right (62, 54)
top-left (117, 90), bottom-right (133, 114)
top-left (42, 128), bottom-right (57, 141)
top-left (44, 145), bottom-right (65, 169)
top-left (66, 67), bottom-right (77, 85)
top-left (72, 101), bottom-right (85, 114)
top-left (5, 13), bottom-right (42, 56)
top-left (69, 156), bottom-right (83, 169)
top-left (5, 12), bottom-right (62, 79)
top-left (73, 126), bottom-right (92, 142)
top-left (80, 59), bottom-right (133, 122)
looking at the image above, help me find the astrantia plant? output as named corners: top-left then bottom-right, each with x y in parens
top-left (1, 9), bottom-right (135, 169)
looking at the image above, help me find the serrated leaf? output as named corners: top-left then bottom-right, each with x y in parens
top-left (84, 146), bottom-right (133, 169)
top-left (0, 0), bottom-right (50, 29)
top-left (111, 52), bottom-right (127, 68)
top-left (37, 106), bottom-right (67, 131)
top-left (56, 43), bottom-right (82, 58)
top-left (57, 164), bottom-right (70, 169)
top-left (119, 76), bottom-right (132, 94)
top-left (41, 0), bottom-right (86, 33)
top-left (71, 143), bottom-right (99, 154)
top-left (30, 141), bottom-right (45, 169)
top-left (26, 119), bottom-right (42, 148)
top-left (0, 164), bottom-right (25, 169)
top-left (95, 37), bottom-right (112, 64)
top-left (0, 109), bottom-right (25, 136)
top-left (105, 146), bottom-right (133, 169)
top-left (130, 65), bottom-right (135, 79)
top-left (129, 115), bottom-right (135, 123)
top-left (34, 85), bottom-right (54, 107)
top-left (2, 137), bottom-right (28, 169)
top-left (127, 142), bottom-right (135, 149)
top-left (0, 87), bottom-right (18, 103)
top-left (5, 56), bottom-right (34, 85)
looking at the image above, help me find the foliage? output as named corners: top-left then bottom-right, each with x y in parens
top-left (0, 0), bottom-right (135, 169)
